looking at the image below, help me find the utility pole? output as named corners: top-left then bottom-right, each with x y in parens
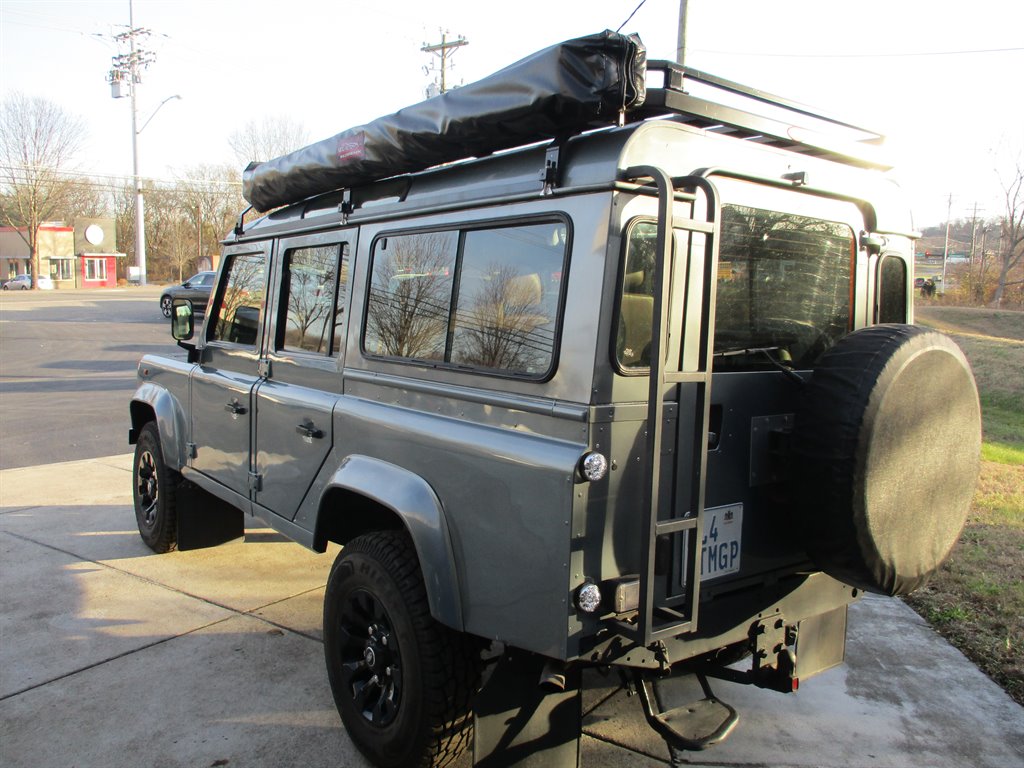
top-left (941, 193), bottom-right (952, 292)
top-left (676, 0), bottom-right (689, 66)
top-left (107, 0), bottom-right (156, 285)
top-left (421, 31), bottom-right (468, 95)
top-left (970, 201), bottom-right (979, 265)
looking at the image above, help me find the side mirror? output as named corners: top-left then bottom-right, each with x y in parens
top-left (172, 298), bottom-right (200, 363)
top-left (171, 298), bottom-right (194, 340)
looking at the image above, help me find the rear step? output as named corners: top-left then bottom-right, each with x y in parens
top-left (634, 672), bottom-right (739, 752)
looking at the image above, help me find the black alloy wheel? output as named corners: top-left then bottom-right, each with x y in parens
top-left (338, 588), bottom-right (404, 727)
top-left (132, 422), bottom-right (179, 553)
top-left (324, 531), bottom-right (480, 768)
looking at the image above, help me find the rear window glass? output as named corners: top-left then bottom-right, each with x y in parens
top-left (616, 204), bottom-right (855, 371)
top-left (363, 220), bottom-right (567, 378)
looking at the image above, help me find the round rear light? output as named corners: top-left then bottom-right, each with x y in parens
top-left (580, 452), bottom-right (608, 482)
top-left (575, 582), bottom-right (602, 613)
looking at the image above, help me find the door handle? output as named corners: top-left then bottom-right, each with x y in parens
top-left (224, 400), bottom-right (247, 415)
top-left (295, 421), bottom-right (324, 440)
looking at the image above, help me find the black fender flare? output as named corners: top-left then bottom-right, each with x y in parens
top-left (129, 382), bottom-right (190, 471)
top-left (318, 455), bottom-right (464, 631)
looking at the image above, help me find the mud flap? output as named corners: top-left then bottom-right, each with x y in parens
top-left (473, 651), bottom-right (582, 768)
top-left (175, 480), bottom-right (244, 551)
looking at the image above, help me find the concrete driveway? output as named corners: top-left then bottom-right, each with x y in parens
top-left (1, 455), bottom-right (1022, 768)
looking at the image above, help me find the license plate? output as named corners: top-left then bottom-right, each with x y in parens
top-left (700, 504), bottom-right (743, 581)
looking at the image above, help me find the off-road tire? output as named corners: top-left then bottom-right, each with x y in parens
top-left (790, 324), bottom-right (980, 595)
top-left (132, 422), bottom-right (179, 553)
top-left (324, 531), bottom-right (480, 768)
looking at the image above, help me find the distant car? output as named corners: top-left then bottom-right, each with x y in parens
top-left (2, 274), bottom-right (53, 290)
top-left (160, 271), bottom-right (216, 317)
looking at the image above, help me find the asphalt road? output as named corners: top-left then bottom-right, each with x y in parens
top-left (0, 286), bottom-right (176, 470)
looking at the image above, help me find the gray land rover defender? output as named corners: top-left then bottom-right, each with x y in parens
top-left (129, 31), bottom-right (981, 768)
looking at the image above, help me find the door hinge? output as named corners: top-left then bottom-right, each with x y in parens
top-left (258, 358), bottom-right (272, 379)
top-left (186, 442), bottom-right (198, 460)
top-left (248, 472), bottom-right (263, 492)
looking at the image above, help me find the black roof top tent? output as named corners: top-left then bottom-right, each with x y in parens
top-left (241, 30), bottom-right (888, 215)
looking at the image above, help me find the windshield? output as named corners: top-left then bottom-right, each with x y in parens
top-left (616, 204), bottom-right (855, 372)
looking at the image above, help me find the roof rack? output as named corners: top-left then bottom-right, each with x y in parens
top-left (636, 60), bottom-right (891, 170)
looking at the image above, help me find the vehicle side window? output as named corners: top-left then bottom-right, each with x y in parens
top-left (279, 244), bottom-right (349, 355)
top-left (363, 220), bottom-right (567, 377)
top-left (365, 231), bottom-right (457, 361)
top-left (877, 255), bottom-right (908, 323)
top-left (209, 253), bottom-right (266, 347)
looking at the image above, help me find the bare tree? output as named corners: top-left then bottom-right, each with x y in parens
top-left (0, 92), bottom-right (87, 288)
top-left (175, 163), bottom-right (246, 268)
top-left (228, 116), bottom-right (309, 167)
top-left (993, 157), bottom-right (1024, 307)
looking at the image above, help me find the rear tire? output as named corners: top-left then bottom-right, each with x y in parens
top-left (324, 531), bottom-right (479, 768)
top-left (132, 422), bottom-right (179, 553)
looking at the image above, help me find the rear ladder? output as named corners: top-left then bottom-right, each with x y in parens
top-left (616, 169), bottom-right (721, 648)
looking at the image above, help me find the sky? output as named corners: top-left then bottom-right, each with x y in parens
top-left (1, 0), bottom-right (1022, 229)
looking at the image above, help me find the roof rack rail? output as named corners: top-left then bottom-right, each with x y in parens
top-left (637, 60), bottom-right (891, 170)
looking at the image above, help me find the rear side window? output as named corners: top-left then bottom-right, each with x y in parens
top-left (616, 204), bottom-right (855, 371)
top-left (209, 253), bottom-right (266, 347)
top-left (876, 255), bottom-right (908, 323)
top-left (279, 243), bottom-right (348, 355)
top-left (363, 220), bottom-right (567, 378)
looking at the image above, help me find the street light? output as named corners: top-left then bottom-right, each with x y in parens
top-left (107, 0), bottom-right (180, 287)
top-left (131, 93), bottom-right (181, 286)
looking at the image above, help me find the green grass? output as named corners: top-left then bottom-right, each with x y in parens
top-left (907, 307), bottom-right (1024, 705)
top-left (980, 395), bottom-right (1024, 460)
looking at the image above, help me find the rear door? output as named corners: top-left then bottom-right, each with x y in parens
top-left (252, 231), bottom-right (354, 520)
top-left (702, 178), bottom-right (869, 586)
top-left (190, 244), bottom-right (270, 501)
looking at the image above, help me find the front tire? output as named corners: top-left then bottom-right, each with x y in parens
top-left (324, 531), bottom-right (479, 768)
top-left (132, 422), bottom-right (179, 553)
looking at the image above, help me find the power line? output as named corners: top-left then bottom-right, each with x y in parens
top-left (0, 163), bottom-right (242, 188)
top-left (692, 45), bottom-right (1024, 60)
top-left (617, 0), bottom-right (648, 33)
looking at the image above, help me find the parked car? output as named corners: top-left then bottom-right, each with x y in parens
top-left (159, 271), bottom-right (215, 317)
top-left (2, 274), bottom-right (54, 290)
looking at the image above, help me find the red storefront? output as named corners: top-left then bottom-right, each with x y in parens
top-left (78, 252), bottom-right (121, 288)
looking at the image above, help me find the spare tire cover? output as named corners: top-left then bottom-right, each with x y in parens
top-left (789, 324), bottom-right (980, 596)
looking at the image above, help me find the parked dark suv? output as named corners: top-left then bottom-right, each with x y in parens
top-left (129, 32), bottom-right (981, 768)
top-left (159, 271), bottom-right (215, 317)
